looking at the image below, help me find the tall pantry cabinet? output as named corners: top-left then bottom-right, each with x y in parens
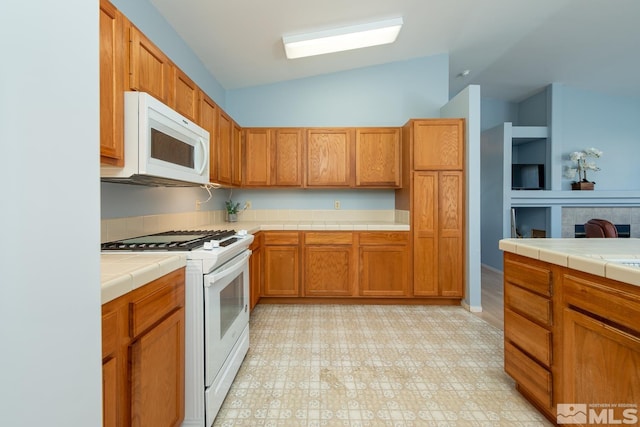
top-left (396, 119), bottom-right (465, 298)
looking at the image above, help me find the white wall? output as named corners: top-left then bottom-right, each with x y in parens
top-left (0, 1), bottom-right (102, 426)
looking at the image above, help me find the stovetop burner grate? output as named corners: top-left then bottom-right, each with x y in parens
top-left (101, 229), bottom-right (236, 251)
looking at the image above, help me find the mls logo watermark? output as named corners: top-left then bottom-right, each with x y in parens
top-left (557, 403), bottom-right (639, 425)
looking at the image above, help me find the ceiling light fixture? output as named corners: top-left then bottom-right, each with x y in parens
top-left (282, 17), bottom-right (403, 59)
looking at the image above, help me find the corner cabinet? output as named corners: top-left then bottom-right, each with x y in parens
top-left (249, 232), bottom-right (263, 311)
top-left (99, 0), bottom-right (125, 166)
top-left (101, 268), bottom-right (185, 427)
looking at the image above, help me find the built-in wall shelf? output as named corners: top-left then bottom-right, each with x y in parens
top-left (511, 190), bottom-right (640, 206)
top-left (511, 126), bottom-right (548, 144)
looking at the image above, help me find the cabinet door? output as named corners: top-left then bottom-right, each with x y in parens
top-left (563, 308), bottom-right (640, 410)
top-left (359, 245), bottom-right (409, 297)
top-left (99, 0), bottom-right (125, 166)
top-left (199, 92), bottom-right (218, 183)
top-left (244, 128), bottom-right (271, 187)
top-left (232, 123), bottom-right (242, 186)
top-left (101, 305), bottom-right (120, 427)
top-left (304, 232), bottom-right (354, 297)
top-left (263, 246), bottom-right (300, 296)
top-left (173, 69), bottom-right (198, 122)
top-left (306, 129), bottom-right (353, 187)
top-left (355, 128), bottom-right (401, 187)
top-left (412, 119), bottom-right (464, 170)
top-left (129, 25), bottom-right (172, 104)
top-left (438, 171), bottom-right (464, 297)
top-left (249, 233), bottom-right (263, 311)
top-left (413, 172), bottom-right (438, 296)
top-left (412, 171), bottom-right (464, 297)
top-left (130, 308), bottom-right (185, 427)
top-left (217, 110), bottom-right (233, 185)
top-left (273, 129), bottom-right (303, 186)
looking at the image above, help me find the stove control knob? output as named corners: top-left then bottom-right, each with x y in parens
top-left (203, 241), bottom-right (213, 250)
top-left (210, 240), bottom-right (220, 248)
top-left (238, 229), bottom-right (248, 236)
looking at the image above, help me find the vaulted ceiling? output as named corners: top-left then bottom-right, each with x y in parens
top-left (149, 0), bottom-right (640, 102)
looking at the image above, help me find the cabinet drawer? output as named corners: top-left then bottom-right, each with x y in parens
top-left (305, 232), bottom-right (352, 245)
top-left (505, 341), bottom-right (552, 409)
top-left (504, 257), bottom-right (552, 297)
top-left (563, 272), bottom-right (640, 335)
top-left (505, 282), bottom-right (552, 327)
top-left (129, 269), bottom-right (185, 338)
top-left (359, 232), bottom-right (409, 245)
top-left (504, 308), bottom-right (552, 367)
top-left (263, 232), bottom-right (300, 245)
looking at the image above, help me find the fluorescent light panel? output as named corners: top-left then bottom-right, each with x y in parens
top-left (283, 17), bottom-right (403, 59)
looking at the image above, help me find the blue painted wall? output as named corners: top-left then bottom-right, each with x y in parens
top-left (226, 55), bottom-right (449, 127)
top-left (556, 85), bottom-right (640, 190)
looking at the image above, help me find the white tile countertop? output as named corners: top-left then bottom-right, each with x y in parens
top-left (499, 238), bottom-right (640, 287)
top-left (227, 220), bottom-right (410, 233)
top-left (101, 253), bottom-right (187, 304)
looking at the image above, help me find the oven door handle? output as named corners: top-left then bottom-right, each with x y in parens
top-left (204, 250), bottom-right (251, 287)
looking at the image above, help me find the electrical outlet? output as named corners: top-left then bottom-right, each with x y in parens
top-left (334, 200), bottom-right (341, 210)
top-left (245, 200), bottom-right (252, 209)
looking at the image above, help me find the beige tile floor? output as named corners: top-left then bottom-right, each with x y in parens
top-left (213, 303), bottom-right (552, 426)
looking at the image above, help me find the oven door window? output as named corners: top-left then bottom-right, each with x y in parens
top-left (219, 274), bottom-right (243, 338)
top-left (203, 253), bottom-right (250, 387)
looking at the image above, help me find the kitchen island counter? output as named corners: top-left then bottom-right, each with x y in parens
top-left (499, 238), bottom-right (640, 287)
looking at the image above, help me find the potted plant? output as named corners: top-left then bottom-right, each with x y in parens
top-left (225, 200), bottom-right (241, 222)
top-left (564, 147), bottom-right (602, 190)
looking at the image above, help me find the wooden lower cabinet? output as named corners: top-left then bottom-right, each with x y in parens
top-left (561, 270), bottom-right (640, 420)
top-left (262, 232), bottom-right (301, 297)
top-left (504, 252), bottom-right (640, 424)
top-left (249, 232), bottom-right (263, 310)
top-left (258, 231), bottom-right (412, 301)
top-left (503, 253), bottom-right (554, 419)
top-left (304, 232), bottom-right (355, 296)
top-left (359, 232), bottom-right (410, 297)
top-left (102, 268), bottom-right (185, 427)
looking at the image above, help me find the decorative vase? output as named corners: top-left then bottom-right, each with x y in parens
top-left (571, 181), bottom-right (594, 191)
top-left (226, 212), bottom-right (238, 222)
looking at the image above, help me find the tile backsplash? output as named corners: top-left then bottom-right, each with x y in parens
top-left (562, 206), bottom-right (640, 238)
top-left (101, 209), bottom-right (409, 242)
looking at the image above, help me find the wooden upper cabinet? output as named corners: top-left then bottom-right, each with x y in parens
top-left (217, 110), bottom-right (233, 185)
top-left (172, 69), bottom-right (199, 122)
top-left (199, 91), bottom-right (218, 183)
top-left (273, 129), bottom-right (303, 186)
top-left (129, 25), bottom-right (172, 104)
top-left (232, 122), bottom-right (242, 186)
top-left (99, 0), bottom-right (125, 166)
top-left (244, 128), bottom-right (271, 187)
top-left (244, 128), bottom-right (303, 187)
top-left (355, 128), bottom-right (401, 187)
top-left (306, 128), bottom-right (354, 187)
top-left (412, 119), bottom-right (464, 170)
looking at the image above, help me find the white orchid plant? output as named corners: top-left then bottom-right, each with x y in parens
top-left (564, 147), bottom-right (603, 183)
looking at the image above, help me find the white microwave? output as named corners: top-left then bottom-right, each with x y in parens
top-left (101, 91), bottom-right (210, 186)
